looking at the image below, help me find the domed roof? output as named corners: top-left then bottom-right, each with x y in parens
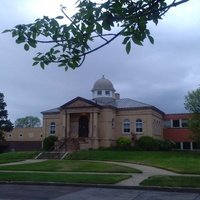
top-left (92, 75), bottom-right (115, 92)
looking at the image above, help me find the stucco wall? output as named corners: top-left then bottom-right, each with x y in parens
top-left (114, 108), bottom-right (163, 140)
top-left (5, 127), bottom-right (43, 141)
top-left (43, 113), bottom-right (64, 139)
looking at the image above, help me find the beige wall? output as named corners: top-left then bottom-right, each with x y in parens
top-left (114, 108), bottom-right (163, 140)
top-left (43, 113), bottom-right (64, 139)
top-left (41, 103), bottom-right (164, 149)
top-left (5, 127), bottom-right (43, 141)
top-left (98, 108), bottom-right (116, 147)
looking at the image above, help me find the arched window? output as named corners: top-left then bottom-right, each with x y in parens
top-left (136, 119), bottom-right (143, 133)
top-left (49, 122), bottom-right (56, 134)
top-left (123, 119), bottom-right (130, 134)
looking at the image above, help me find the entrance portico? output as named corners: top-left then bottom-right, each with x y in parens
top-left (60, 97), bottom-right (100, 149)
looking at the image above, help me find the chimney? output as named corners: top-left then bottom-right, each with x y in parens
top-left (115, 93), bottom-right (120, 100)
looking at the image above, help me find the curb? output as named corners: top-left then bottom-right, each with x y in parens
top-left (0, 181), bottom-right (200, 193)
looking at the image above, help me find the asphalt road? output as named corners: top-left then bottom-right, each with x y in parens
top-left (0, 184), bottom-right (199, 200)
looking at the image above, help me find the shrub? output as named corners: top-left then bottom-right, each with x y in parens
top-left (43, 136), bottom-right (58, 151)
top-left (136, 136), bottom-right (159, 150)
top-left (136, 136), bottom-right (174, 151)
top-left (116, 137), bottom-right (132, 149)
top-left (158, 140), bottom-right (175, 151)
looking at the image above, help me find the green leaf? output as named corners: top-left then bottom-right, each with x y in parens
top-left (122, 37), bottom-right (130, 45)
top-left (2, 29), bottom-right (11, 33)
top-left (24, 43), bottom-right (29, 51)
top-left (55, 16), bottom-right (64, 19)
top-left (33, 57), bottom-right (41, 61)
top-left (96, 23), bottom-right (102, 35)
top-left (40, 62), bottom-right (45, 69)
top-left (126, 41), bottom-right (131, 54)
top-left (16, 36), bottom-right (25, 44)
top-left (12, 30), bottom-right (18, 38)
top-left (28, 39), bottom-right (37, 48)
top-left (102, 20), bottom-right (111, 31)
top-left (132, 36), bottom-right (143, 46)
top-left (153, 18), bottom-right (158, 25)
top-left (148, 35), bottom-right (154, 44)
top-left (54, 50), bottom-right (60, 54)
top-left (32, 61), bottom-right (39, 66)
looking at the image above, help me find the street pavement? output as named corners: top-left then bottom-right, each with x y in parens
top-left (0, 184), bottom-right (199, 200)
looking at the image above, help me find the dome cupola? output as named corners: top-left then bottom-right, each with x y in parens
top-left (92, 75), bottom-right (116, 100)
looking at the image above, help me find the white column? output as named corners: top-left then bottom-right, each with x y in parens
top-left (190, 142), bottom-right (193, 150)
top-left (180, 142), bottom-right (183, 150)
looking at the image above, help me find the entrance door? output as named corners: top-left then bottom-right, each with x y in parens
top-left (78, 116), bottom-right (89, 138)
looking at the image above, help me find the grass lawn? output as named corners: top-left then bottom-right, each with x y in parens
top-left (0, 172), bottom-right (130, 184)
top-left (68, 150), bottom-right (200, 174)
top-left (0, 160), bottom-right (140, 173)
top-left (141, 175), bottom-right (200, 188)
top-left (0, 151), bottom-right (38, 164)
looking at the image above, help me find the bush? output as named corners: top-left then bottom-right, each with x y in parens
top-left (136, 136), bottom-right (159, 150)
top-left (158, 140), bottom-right (175, 151)
top-left (43, 136), bottom-right (58, 151)
top-left (136, 136), bottom-right (174, 151)
top-left (116, 137), bottom-right (132, 149)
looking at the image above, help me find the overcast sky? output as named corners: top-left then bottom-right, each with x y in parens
top-left (1, 0), bottom-right (200, 123)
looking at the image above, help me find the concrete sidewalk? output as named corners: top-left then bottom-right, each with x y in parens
top-left (0, 159), bottom-right (46, 166)
top-left (93, 161), bottom-right (178, 186)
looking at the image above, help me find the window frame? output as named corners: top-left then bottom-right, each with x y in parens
top-left (123, 119), bottom-right (131, 134)
top-left (97, 90), bottom-right (102, 96)
top-left (49, 122), bottom-right (56, 134)
top-left (105, 90), bottom-right (110, 96)
top-left (135, 119), bottom-right (143, 133)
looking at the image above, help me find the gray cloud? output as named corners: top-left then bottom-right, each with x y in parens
top-left (0, 0), bottom-right (200, 122)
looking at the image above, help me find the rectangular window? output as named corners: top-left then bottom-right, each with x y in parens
top-left (136, 119), bottom-right (143, 133)
top-left (105, 91), bottom-right (110, 96)
top-left (124, 127), bottom-right (130, 133)
top-left (172, 120), bottom-right (180, 128)
top-left (181, 119), bottom-right (188, 128)
top-left (193, 142), bottom-right (200, 150)
top-left (183, 142), bottom-right (190, 150)
top-left (123, 119), bottom-right (130, 134)
top-left (164, 120), bottom-right (171, 128)
top-left (136, 126), bottom-right (143, 133)
top-left (97, 91), bottom-right (102, 95)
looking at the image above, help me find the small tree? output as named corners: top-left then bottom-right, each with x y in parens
top-left (116, 137), bottom-right (132, 149)
top-left (184, 87), bottom-right (200, 146)
top-left (187, 115), bottom-right (200, 147)
top-left (43, 136), bottom-right (58, 151)
top-left (0, 93), bottom-right (13, 140)
top-left (15, 116), bottom-right (41, 128)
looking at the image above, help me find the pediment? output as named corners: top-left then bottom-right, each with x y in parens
top-left (60, 97), bottom-right (99, 109)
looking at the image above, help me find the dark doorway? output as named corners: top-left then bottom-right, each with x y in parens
top-left (78, 116), bottom-right (89, 138)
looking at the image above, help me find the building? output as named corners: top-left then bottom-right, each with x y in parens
top-left (41, 75), bottom-right (164, 150)
top-left (5, 76), bottom-right (196, 151)
top-left (5, 127), bottom-right (43, 151)
top-left (163, 113), bottom-right (198, 150)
